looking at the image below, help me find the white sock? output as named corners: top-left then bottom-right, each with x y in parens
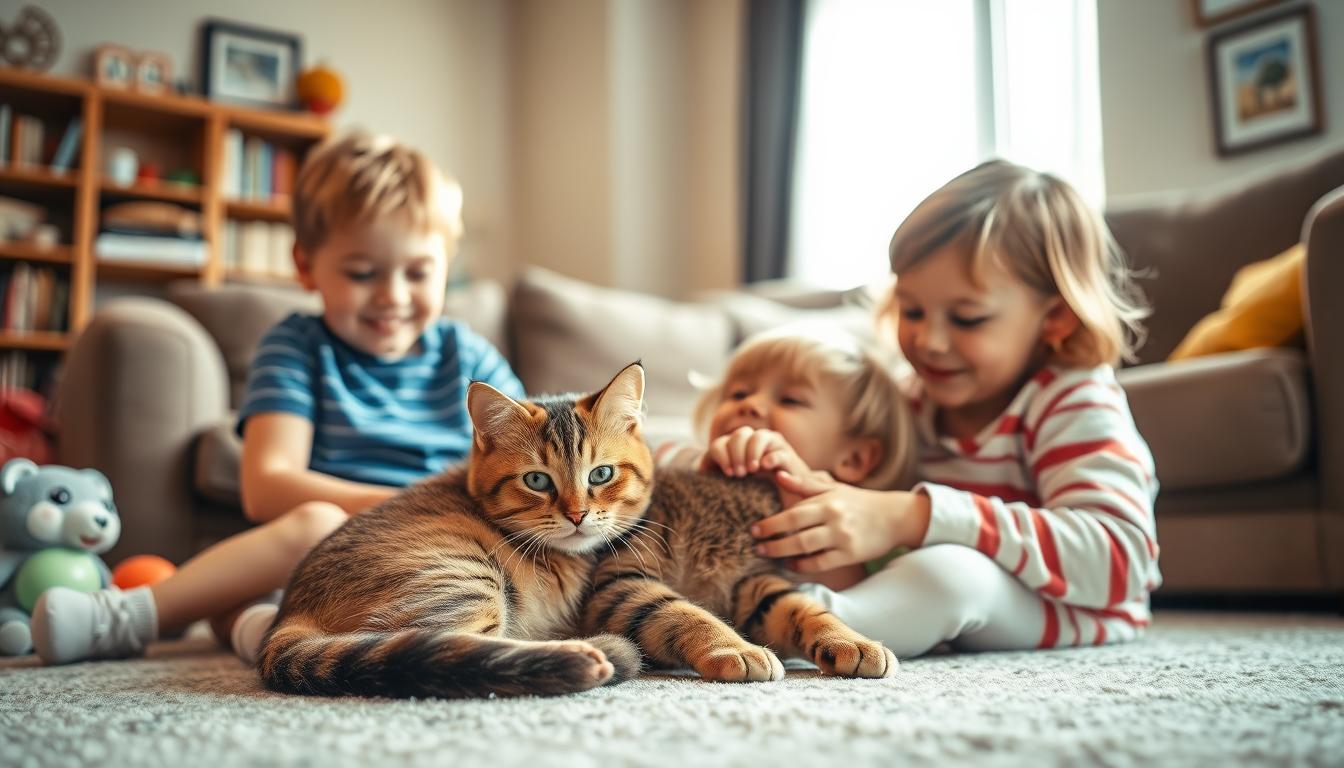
top-left (230, 603), bottom-right (279, 666)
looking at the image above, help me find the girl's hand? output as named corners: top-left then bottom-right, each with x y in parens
top-left (752, 470), bottom-right (931, 574)
top-left (700, 426), bottom-right (811, 479)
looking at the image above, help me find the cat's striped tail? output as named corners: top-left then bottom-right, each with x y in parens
top-left (258, 617), bottom-right (642, 699)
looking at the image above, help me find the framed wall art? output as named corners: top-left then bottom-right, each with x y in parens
top-left (1207, 5), bottom-right (1323, 156)
top-left (201, 19), bottom-right (301, 109)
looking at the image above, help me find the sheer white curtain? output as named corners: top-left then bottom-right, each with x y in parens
top-left (787, 0), bottom-right (1104, 288)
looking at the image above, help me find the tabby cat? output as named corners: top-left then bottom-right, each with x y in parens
top-left (259, 363), bottom-right (896, 699)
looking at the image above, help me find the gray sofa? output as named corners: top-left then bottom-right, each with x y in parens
top-left (57, 145), bottom-right (1344, 598)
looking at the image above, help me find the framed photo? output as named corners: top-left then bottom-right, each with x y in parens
top-left (1191, 0), bottom-right (1286, 28)
top-left (201, 19), bottom-right (301, 109)
top-left (93, 44), bottom-right (135, 89)
top-left (1207, 5), bottom-right (1323, 156)
top-left (134, 52), bottom-right (172, 95)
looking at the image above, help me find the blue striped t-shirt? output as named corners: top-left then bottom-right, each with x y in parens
top-left (236, 313), bottom-right (525, 487)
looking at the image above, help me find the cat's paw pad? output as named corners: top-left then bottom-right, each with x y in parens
top-left (549, 640), bottom-right (614, 684)
top-left (811, 635), bottom-right (898, 678)
top-left (697, 645), bottom-right (784, 682)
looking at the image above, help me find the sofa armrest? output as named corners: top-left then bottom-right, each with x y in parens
top-left (56, 299), bottom-right (229, 565)
top-left (1304, 186), bottom-right (1344, 512)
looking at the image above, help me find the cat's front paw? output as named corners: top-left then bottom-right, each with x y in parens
top-left (695, 644), bottom-right (785, 682)
top-left (811, 635), bottom-right (898, 678)
top-left (549, 639), bottom-right (616, 685)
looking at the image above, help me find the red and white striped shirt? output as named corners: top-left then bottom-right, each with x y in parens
top-left (910, 364), bottom-right (1161, 648)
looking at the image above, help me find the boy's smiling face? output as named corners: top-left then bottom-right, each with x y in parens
top-left (295, 213), bottom-right (451, 360)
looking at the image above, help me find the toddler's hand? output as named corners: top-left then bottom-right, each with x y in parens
top-left (700, 426), bottom-right (811, 479)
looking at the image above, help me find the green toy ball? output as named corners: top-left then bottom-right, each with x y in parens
top-left (15, 549), bottom-right (102, 612)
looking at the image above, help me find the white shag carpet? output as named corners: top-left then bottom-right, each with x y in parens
top-left (2, 611), bottom-right (1342, 768)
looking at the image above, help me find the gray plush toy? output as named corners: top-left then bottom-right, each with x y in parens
top-left (0, 458), bottom-right (119, 655)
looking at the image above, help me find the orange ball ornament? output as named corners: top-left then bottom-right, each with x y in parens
top-left (297, 63), bottom-right (345, 115)
top-left (112, 554), bottom-right (177, 590)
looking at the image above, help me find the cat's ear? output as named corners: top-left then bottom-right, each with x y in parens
top-left (468, 381), bottom-right (532, 452)
top-left (582, 362), bottom-right (645, 432)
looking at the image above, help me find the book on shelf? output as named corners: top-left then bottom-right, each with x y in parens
top-left (0, 261), bottom-right (67, 332)
top-left (0, 105), bottom-right (10, 167)
top-left (224, 219), bottom-right (295, 276)
top-left (225, 133), bottom-right (298, 204)
top-left (95, 231), bottom-right (207, 267)
top-left (49, 118), bottom-right (82, 175)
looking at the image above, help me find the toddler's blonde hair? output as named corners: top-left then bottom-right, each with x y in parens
top-left (692, 325), bottom-right (917, 491)
top-left (886, 159), bottom-right (1148, 366)
top-left (292, 130), bottom-right (464, 252)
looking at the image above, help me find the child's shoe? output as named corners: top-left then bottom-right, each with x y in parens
top-left (230, 602), bottom-right (279, 666)
top-left (30, 586), bottom-right (157, 665)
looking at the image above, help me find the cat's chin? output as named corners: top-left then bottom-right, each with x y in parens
top-left (545, 530), bottom-right (605, 554)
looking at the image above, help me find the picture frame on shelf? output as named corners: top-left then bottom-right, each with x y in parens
top-left (93, 44), bottom-right (135, 89)
top-left (201, 19), bottom-right (302, 109)
top-left (1191, 0), bottom-right (1287, 28)
top-left (134, 51), bottom-right (172, 95)
top-left (1207, 5), bottom-right (1323, 156)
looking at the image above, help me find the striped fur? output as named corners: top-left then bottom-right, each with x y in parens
top-left (585, 469), bottom-right (897, 681)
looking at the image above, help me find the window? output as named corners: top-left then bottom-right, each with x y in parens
top-left (787, 0), bottom-right (1103, 288)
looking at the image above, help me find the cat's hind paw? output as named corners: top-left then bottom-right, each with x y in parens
top-left (811, 635), bottom-right (898, 678)
top-left (582, 634), bottom-right (642, 684)
top-left (696, 644), bottom-right (785, 682)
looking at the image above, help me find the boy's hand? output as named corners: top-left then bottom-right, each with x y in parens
top-left (700, 426), bottom-right (811, 479)
top-left (751, 470), bottom-right (931, 574)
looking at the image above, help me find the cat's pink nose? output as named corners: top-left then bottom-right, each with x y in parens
top-left (566, 510), bottom-right (588, 527)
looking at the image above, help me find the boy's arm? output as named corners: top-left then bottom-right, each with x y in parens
top-left (240, 412), bottom-right (398, 523)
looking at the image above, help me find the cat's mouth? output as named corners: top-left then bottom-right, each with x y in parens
top-left (549, 528), bottom-right (602, 553)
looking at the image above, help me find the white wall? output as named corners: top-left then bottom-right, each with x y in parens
top-left (1098, 0), bottom-right (1344, 197)
top-left (19, 0), bottom-right (515, 283)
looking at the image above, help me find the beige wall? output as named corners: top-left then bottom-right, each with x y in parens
top-left (26, 0), bottom-right (515, 284)
top-left (1098, 0), bottom-right (1344, 197)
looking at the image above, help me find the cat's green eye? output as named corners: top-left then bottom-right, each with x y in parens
top-left (522, 471), bottom-right (554, 492)
top-left (588, 465), bottom-right (615, 485)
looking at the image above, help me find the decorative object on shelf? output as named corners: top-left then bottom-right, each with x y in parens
top-left (93, 43), bottom-right (135, 88)
top-left (1207, 5), bottom-right (1322, 156)
top-left (0, 196), bottom-right (43, 241)
top-left (0, 5), bottom-right (60, 71)
top-left (1191, 0), bottom-right (1286, 28)
top-left (165, 169), bottom-right (200, 188)
top-left (135, 161), bottom-right (161, 185)
top-left (102, 201), bottom-right (202, 238)
top-left (133, 50), bottom-right (172, 95)
top-left (202, 19), bottom-right (302, 110)
top-left (105, 146), bottom-right (138, 187)
top-left (297, 61), bottom-right (344, 115)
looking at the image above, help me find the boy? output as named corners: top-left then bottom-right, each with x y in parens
top-left (32, 131), bottom-right (524, 665)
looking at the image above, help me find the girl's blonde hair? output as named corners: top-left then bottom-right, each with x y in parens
top-left (691, 325), bottom-right (917, 491)
top-left (885, 159), bottom-right (1148, 366)
top-left (292, 130), bottom-right (464, 252)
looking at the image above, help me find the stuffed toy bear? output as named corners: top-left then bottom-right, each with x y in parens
top-left (0, 458), bottom-right (119, 655)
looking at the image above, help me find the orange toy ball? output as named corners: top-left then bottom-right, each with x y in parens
top-left (297, 63), bottom-right (345, 115)
top-left (112, 555), bottom-right (177, 590)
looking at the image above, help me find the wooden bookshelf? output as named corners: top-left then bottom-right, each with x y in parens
top-left (0, 67), bottom-right (330, 389)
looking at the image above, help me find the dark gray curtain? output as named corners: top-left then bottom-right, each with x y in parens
top-left (742, 0), bottom-right (806, 283)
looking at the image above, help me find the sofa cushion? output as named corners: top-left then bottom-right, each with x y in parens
top-left (1117, 348), bottom-right (1309, 491)
top-left (194, 418), bottom-right (242, 508)
top-left (508, 268), bottom-right (735, 420)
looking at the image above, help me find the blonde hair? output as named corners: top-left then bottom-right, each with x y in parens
top-left (885, 159), bottom-right (1148, 366)
top-left (292, 130), bottom-right (464, 252)
top-left (692, 326), bottom-right (917, 491)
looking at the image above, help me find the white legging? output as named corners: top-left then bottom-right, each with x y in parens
top-left (796, 544), bottom-right (1049, 659)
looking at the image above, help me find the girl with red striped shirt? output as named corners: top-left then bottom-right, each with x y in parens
top-left (756, 160), bottom-right (1160, 656)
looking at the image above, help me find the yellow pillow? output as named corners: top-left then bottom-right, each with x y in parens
top-left (1168, 243), bottom-right (1305, 361)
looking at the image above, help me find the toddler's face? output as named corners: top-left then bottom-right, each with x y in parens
top-left (893, 245), bottom-right (1054, 432)
top-left (708, 366), bottom-right (852, 473)
top-left (295, 215), bottom-right (451, 360)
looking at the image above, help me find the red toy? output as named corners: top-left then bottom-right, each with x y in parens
top-left (112, 554), bottom-right (177, 590)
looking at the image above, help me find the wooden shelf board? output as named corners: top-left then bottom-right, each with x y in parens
top-left (96, 260), bottom-right (203, 282)
top-left (0, 331), bottom-right (70, 351)
top-left (0, 166), bottom-right (79, 190)
top-left (225, 199), bottom-right (292, 223)
top-left (98, 86), bottom-right (213, 119)
top-left (224, 108), bottom-right (330, 140)
top-left (0, 69), bottom-right (90, 97)
top-left (100, 180), bottom-right (203, 204)
top-left (0, 243), bottom-right (73, 264)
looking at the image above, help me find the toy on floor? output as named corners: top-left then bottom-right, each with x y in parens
top-left (0, 458), bottom-right (120, 655)
top-left (112, 554), bottom-right (176, 590)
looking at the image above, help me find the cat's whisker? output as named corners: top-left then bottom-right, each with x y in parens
top-left (626, 530), bottom-right (665, 578)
